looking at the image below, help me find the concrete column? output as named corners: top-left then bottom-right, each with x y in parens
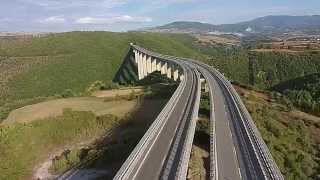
top-left (151, 58), bottom-right (157, 72)
top-left (147, 55), bottom-right (152, 74)
top-left (157, 60), bottom-right (162, 71)
top-left (135, 51), bottom-right (143, 80)
top-left (180, 74), bottom-right (184, 81)
top-left (200, 78), bottom-right (209, 92)
top-left (139, 52), bottom-right (144, 79)
top-left (204, 83), bottom-right (209, 92)
top-left (142, 53), bottom-right (148, 77)
top-left (134, 50), bottom-right (138, 64)
top-left (173, 66), bottom-right (179, 81)
top-left (161, 62), bottom-right (167, 75)
top-left (167, 63), bottom-right (172, 79)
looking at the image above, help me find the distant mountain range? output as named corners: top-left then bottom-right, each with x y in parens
top-left (142, 15), bottom-right (320, 35)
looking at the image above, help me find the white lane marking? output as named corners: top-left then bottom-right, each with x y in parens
top-left (238, 168), bottom-right (242, 179)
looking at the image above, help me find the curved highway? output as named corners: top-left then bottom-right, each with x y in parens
top-left (192, 61), bottom-right (283, 180)
top-left (58, 44), bottom-right (283, 180)
top-left (114, 45), bottom-right (201, 180)
top-left (115, 44), bottom-right (284, 180)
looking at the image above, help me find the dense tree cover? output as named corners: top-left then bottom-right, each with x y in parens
top-left (250, 51), bottom-right (320, 89)
top-left (271, 73), bottom-right (320, 116)
top-left (170, 35), bottom-right (320, 92)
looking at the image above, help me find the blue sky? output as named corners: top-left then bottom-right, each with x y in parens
top-left (1, 0), bottom-right (320, 32)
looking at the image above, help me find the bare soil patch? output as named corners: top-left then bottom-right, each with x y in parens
top-left (251, 49), bottom-right (302, 53)
top-left (194, 34), bottom-right (240, 46)
top-left (92, 87), bottom-right (144, 98)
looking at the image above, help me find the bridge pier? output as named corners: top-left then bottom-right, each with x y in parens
top-left (180, 74), bottom-right (184, 81)
top-left (142, 54), bottom-right (148, 77)
top-left (161, 62), bottom-right (168, 75)
top-left (147, 55), bottom-right (152, 74)
top-left (139, 52), bottom-right (144, 79)
top-left (151, 58), bottom-right (157, 72)
top-left (167, 63), bottom-right (172, 79)
top-left (156, 60), bottom-right (162, 72)
top-left (200, 78), bottom-right (209, 92)
top-left (173, 65), bottom-right (179, 81)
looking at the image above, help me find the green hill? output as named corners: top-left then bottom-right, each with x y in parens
top-left (0, 32), bottom-right (205, 121)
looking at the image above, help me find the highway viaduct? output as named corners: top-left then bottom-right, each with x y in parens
top-left (59, 44), bottom-right (284, 180)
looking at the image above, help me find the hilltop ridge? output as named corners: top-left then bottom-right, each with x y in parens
top-left (142, 15), bottom-right (320, 35)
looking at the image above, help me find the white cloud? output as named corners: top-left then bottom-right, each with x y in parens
top-left (0, 18), bottom-right (10, 22)
top-left (21, 0), bottom-right (127, 9)
top-left (40, 16), bottom-right (66, 23)
top-left (75, 15), bottom-right (152, 24)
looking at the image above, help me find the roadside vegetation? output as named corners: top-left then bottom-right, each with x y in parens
top-left (45, 75), bottom-right (177, 179)
top-left (235, 85), bottom-right (320, 180)
top-left (188, 91), bottom-right (210, 180)
top-left (0, 109), bottom-right (122, 180)
top-left (0, 80), bottom-right (176, 180)
top-left (271, 73), bottom-right (320, 116)
top-left (190, 86), bottom-right (320, 180)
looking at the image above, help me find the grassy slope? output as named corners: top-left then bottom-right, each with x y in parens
top-left (0, 32), bottom-right (204, 122)
top-left (0, 32), bottom-right (202, 102)
top-left (0, 110), bottom-right (122, 180)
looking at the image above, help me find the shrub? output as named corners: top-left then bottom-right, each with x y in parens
top-left (86, 81), bottom-right (106, 93)
top-left (61, 89), bottom-right (74, 98)
top-left (105, 80), bottom-right (120, 90)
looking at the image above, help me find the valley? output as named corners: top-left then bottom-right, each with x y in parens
top-left (1, 18), bottom-right (320, 179)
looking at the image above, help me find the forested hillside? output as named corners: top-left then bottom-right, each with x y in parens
top-left (170, 34), bottom-right (320, 89)
top-left (271, 73), bottom-right (320, 116)
top-left (236, 85), bottom-right (320, 180)
top-left (168, 34), bottom-right (320, 119)
top-left (250, 52), bottom-right (320, 89)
